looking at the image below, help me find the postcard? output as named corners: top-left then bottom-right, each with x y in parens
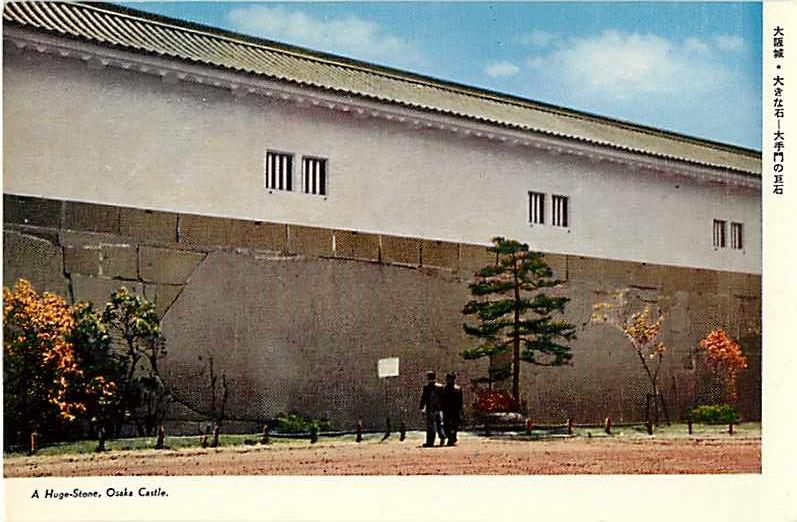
top-left (2, 1), bottom-right (794, 520)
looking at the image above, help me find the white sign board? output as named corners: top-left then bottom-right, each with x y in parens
top-left (377, 357), bottom-right (400, 378)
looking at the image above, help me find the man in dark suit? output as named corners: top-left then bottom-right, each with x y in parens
top-left (419, 370), bottom-right (445, 447)
top-left (441, 372), bottom-right (464, 446)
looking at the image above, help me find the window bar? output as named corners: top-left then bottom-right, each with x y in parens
top-left (319, 161), bottom-right (326, 196)
top-left (285, 156), bottom-right (293, 190)
top-left (312, 160), bottom-right (318, 195)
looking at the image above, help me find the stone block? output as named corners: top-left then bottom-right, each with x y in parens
top-left (101, 244), bottom-right (138, 280)
top-left (628, 262), bottom-right (665, 289)
top-left (5, 224), bottom-right (60, 244)
top-left (287, 225), bottom-right (334, 257)
top-left (682, 268), bottom-right (720, 295)
top-left (381, 235), bottom-right (421, 266)
top-left (564, 256), bottom-right (600, 285)
top-left (718, 271), bottom-right (761, 297)
top-left (119, 207), bottom-right (178, 243)
top-left (140, 246), bottom-right (206, 284)
top-left (230, 219), bottom-right (287, 251)
top-left (458, 243), bottom-right (495, 276)
top-left (144, 283), bottom-right (184, 317)
top-left (3, 194), bottom-right (63, 228)
top-left (335, 230), bottom-right (380, 261)
top-left (71, 274), bottom-right (143, 308)
top-left (420, 239), bottom-right (458, 270)
top-left (661, 266), bottom-right (702, 294)
top-left (3, 230), bottom-right (69, 297)
top-left (64, 201), bottom-right (120, 233)
top-left (570, 257), bottom-right (633, 289)
top-left (178, 213), bottom-right (233, 249)
top-left (60, 230), bottom-right (126, 248)
top-left (542, 253), bottom-right (568, 281)
top-left (63, 245), bottom-right (101, 276)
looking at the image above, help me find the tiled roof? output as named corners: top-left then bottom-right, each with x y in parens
top-left (3, 1), bottom-right (761, 176)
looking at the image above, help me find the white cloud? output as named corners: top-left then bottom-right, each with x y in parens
top-left (520, 30), bottom-right (556, 48)
top-left (226, 6), bottom-right (423, 67)
top-left (485, 61), bottom-right (520, 78)
top-left (526, 56), bottom-right (546, 69)
top-left (527, 30), bottom-right (728, 100)
top-left (685, 37), bottom-right (711, 55)
top-left (714, 34), bottom-right (745, 53)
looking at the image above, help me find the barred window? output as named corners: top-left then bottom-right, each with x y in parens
top-left (731, 222), bottom-right (743, 250)
top-left (529, 191), bottom-right (545, 224)
top-left (303, 157), bottom-right (327, 196)
top-left (264, 151), bottom-right (293, 192)
top-left (552, 195), bottom-right (568, 228)
top-left (713, 219), bottom-right (727, 248)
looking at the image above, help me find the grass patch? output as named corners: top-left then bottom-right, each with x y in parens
top-left (4, 423), bottom-right (761, 458)
top-left (5, 433), bottom-right (294, 457)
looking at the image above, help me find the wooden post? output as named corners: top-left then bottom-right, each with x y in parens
top-left (356, 420), bottom-right (363, 443)
top-left (261, 424), bottom-right (270, 445)
top-left (604, 417), bottom-right (612, 435)
top-left (688, 419), bottom-right (693, 435)
top-left (526, 417), bottom-right (533, 434)
top-left (728, 422), bottom-right (735, 435)
top-left (29, 431), bottom-right (39, 455)
top-left (645, 420), bottom-right (654, 435)
top-left (381, 417), bottom-right (391, 442)
top-left (399, 421), bottom-right (406, 441)
top-left (310, 424), bottom-right (319, 444)
top-left (155, 425), bottom-right (165, 449)
top-left (567, 418), bottom-right (573, 436)
top-left (210, 424), bottom-right (220, 448)
top-left (200, 434), bottom-right (208, 448)
top-left (95, 427), bottom-right (106, 453)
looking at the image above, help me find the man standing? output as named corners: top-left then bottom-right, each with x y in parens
top-left (419, 370), bottom-right (445, 447)
top-left (441, 372), bottom-right (464, 446)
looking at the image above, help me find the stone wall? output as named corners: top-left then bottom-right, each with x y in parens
top-left (3, 194), bottom-right (761, 431)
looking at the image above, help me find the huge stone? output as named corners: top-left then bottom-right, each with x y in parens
top-left (139, 246), bottom-right (205, 284)
top-left (3, 230), bottom-right (69, 296)
top-left (160, 251), bottom-right (477, 429)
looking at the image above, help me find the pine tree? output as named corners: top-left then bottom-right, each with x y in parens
top-left (462, 237), bottom-right (576, 404)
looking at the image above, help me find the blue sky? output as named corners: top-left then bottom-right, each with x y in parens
top-left (119, 2), bottom-right (762, 150)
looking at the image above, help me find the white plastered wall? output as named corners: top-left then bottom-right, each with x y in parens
top-left (3, 46), bottom-right (761, 274)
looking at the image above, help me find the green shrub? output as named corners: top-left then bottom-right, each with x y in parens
top-left (275, 413), bottom-right (332, 433)
top-left (688, 404), bottom-right (739, 424)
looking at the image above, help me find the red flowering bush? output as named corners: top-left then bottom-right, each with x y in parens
top-left (698, 329), bottom-right (748, 403)
top-left (472, 388), bottom-right (519, 417)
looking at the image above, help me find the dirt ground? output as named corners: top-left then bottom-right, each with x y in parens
top-left (4, 431), bottom-right (760, 476)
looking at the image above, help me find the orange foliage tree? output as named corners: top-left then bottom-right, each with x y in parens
top-left (3, 280), bottom-right (83, 446)
top-left (3, 280), bottom-right (125, 449)
top-left (592, 290), bottom-right (669, 424)
top-left (697, 329), bottom-right (748, 403)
